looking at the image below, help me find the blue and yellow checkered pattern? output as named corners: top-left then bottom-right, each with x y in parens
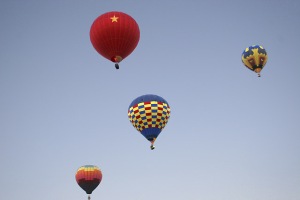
top-left (128, 101), bottom-right (171, 132)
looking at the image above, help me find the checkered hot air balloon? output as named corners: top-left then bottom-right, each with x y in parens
top-left (242, 45), bottom-right (268, 77)
top-left (75, 165), bottom-right (102, 200)
top-left (90, 11), bottom-right (140, 69)
top-left (128, 94), bottom-right (171, 150)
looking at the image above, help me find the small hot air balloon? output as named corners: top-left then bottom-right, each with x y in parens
top-left (90, 11), bottom-right (140, 69)
top-left (128, 94), bottom-right (171, 150)
top-left (75, 165), bottom-right (102, 200)
top-left (242, 45), bottom-right (268, 77)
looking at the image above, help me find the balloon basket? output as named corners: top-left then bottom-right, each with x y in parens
top-left (150, 144), bottom-right (155, 150)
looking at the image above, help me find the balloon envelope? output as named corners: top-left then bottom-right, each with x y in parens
top-left (128, 94), bottom-right (171, 145)
top-left (242, 45), bottom-right (268, 77)
top-left (75, 165), bottom-right (102, 194)
top-left (90, 11), bottom-right (140, 65)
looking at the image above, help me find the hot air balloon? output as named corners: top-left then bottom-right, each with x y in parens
top-left (242, 45), bottom-right (268, 77)
top-left (128, 94), bottom-right (171, 150)
top-left (90, 11), bottom-right (140, 69)
top-left (75, 165), bottom-right (102, 200)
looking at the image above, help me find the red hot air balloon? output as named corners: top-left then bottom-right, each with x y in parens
top-left (75, 165), bottom-right (102, 200)
top-left (90, 11), bottom-right (140, 69)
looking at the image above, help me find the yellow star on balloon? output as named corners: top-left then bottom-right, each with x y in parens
top-left (110, 15), bottom-right (118, 22)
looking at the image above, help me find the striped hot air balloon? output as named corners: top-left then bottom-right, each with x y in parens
top-left (75, 165), bottom-right (102, 200)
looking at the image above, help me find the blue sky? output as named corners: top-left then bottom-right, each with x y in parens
top-left (1, 1), bottom-right (300, 200)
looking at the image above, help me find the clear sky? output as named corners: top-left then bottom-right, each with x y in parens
top-left (1, 0), bottom-right (300, 200)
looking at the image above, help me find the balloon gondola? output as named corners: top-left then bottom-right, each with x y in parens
top-left (90, 11), bottom-right (140, 69)
top-left (75, 165), bottom-right (102, 200)
top-left (242, 45), bottom-right (268, 77)
top-left (128, 94), bottom-right (171, 150)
